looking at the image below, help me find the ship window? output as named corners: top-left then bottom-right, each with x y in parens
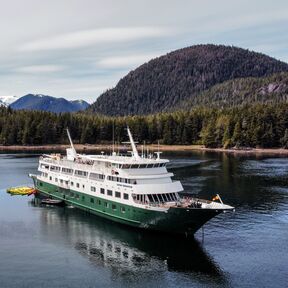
top-left (115, 191), bottom-right (121, 198)
top-left (105, 202), bottom-right (109, 208)
top-left (107, 190), bottom-right (113, 196)
top-left (162, 194), bottom-right (168, 202)
top-left (124, 193), bottom-right (129, 200)
top-left (90, 173), bottom-right (105, 181)
top-left (50, 166), bottom-right (60, 171)
top-left (41, 164), bottom-right (50, 169)
top-left (147, 164), bottom-right (153, 168)
top-left (147, 194), bottom-right (153, 202)
top-left (70, 181), bottom-right (73, 186)
top-left (60, 179), bottom-right (63, 184)
top-left (75, 170), bottom-right (88, 177)
top-left (91, 186), bottom-right (96, 192)
top-left (62, 167), bottom-right (73, 174)
top-left (90, 198), bottom-right (94, 203)
top-left (82, 196), bottom-right (85, 201)
top-left (82, 185), bottom-right (85, 189)
top-left (75, 194), bottom-right (79, 199)
top-left (70, 192), bottom-right (74, 197)
top-left (121, 207), bottom-right (125, 213)
top-left (49, 176), bottom-right (52, 180)
top-left (100, 188), bottom-right (105, 194)
top-left (98, 200), bottom-right (101, 205)
top-left (112, 204), bottom-right (116, 210)
top-left (166, 193), bottom-right (172, 201)
top-left (155, 194), bottom-right (161, 202)
top-left (76, 183), bottom-right (79, 188)
top-left (55, 178), bottom-right (58, 182)
top-left (39, 182), bottom-right (43, 186)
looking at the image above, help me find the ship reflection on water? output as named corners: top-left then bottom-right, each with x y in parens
top-left (31, 197), bottom-right (227, 283)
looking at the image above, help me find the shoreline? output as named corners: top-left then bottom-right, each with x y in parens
top-left (0, 144), bottom-right (287, 155)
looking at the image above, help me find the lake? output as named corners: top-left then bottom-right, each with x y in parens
top-left (0, 152), bottom-right (287, 288)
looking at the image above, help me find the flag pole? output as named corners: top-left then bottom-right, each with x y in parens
top-left (217, 194), bottom-right (223, 204)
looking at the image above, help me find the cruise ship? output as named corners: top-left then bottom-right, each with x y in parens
top-left (29, 128), bottom-right (234, 236)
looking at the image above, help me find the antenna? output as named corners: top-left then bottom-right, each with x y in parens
top-left (112, 120), bottom-right (115, 154)
top-left (127, 126), bottom-right (140, 160)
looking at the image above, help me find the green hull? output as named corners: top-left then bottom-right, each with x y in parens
top-left (33, 178), bottom-right (222, 236)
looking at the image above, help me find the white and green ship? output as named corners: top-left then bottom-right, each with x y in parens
top-left (30, 128), bottom-right (234, 236)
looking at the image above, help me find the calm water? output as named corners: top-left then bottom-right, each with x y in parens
top-left (0, 152), bottom-right (287, 288)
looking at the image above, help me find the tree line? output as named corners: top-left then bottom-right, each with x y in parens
top-left (0, 104), bottom-right (287, 148)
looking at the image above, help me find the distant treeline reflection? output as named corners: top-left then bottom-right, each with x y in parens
top-left (0, 103), bottom-right (287, 148)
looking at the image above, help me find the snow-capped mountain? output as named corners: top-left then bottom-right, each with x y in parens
top-left (9, 94), bottom-right (90, 113)
top-left (0, 95), bottom-right (19, 106)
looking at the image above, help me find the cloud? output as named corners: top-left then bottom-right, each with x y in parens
top-left (19, 27), bottom-right (169, 52)
top-left (96, 53), bottom-right (160, 69)
top-left (14, 65), bottom-right (65, 73)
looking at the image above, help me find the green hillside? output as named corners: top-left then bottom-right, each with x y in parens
top-left (88, 44), bottom-right (288, 116)
top-left (176, 72), bottom-right (288, 110)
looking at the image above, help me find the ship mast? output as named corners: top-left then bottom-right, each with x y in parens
top-left (127, 127), bottom-right (140, 160)
top-left (66, 128), bottom-right (77, 160)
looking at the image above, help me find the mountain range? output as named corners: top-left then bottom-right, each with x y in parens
top-left (87, 44), bottom-right (288, 116)
top-left (2, 94), bottom-right (89, 113)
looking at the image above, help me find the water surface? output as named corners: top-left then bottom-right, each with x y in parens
top-left (0, 152), bottom-right (287, 288)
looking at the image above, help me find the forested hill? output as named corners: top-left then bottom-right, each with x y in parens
top-left (88, 44), bottom-right (288, 116)
top-left (176, 72), bottom-right (288, 110)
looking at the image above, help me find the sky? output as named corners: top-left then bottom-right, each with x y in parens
top-left (0, 0), bottom-right (288, 103)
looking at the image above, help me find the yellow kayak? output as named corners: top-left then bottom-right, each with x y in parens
top-left (7, 186), bottom-right (36, 196)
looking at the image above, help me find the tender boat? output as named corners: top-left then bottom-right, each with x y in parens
top-left (29, 128), bottom-right (234, 236)
top-left (7, 186), bottom-right (36, 196)
top-left (41, 199), bottom-right (64, 206)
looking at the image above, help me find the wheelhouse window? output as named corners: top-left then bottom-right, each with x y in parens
top-left (107, 190), bottom-right (113, 196)
top-left (115, 191), bottom-right (121, 198)
top-left (133, 193), bottom-right (178, 204)
top-left (100, 188), bottom-right (105, 194)
top-left (123, 193), bottom-right (129, 200)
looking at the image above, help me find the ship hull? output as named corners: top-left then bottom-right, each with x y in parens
top-left (32, 178), bottom-right (223, 236)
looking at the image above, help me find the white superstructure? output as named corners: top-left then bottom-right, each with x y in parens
top-left (37, 127), bottom-right (184, 212)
